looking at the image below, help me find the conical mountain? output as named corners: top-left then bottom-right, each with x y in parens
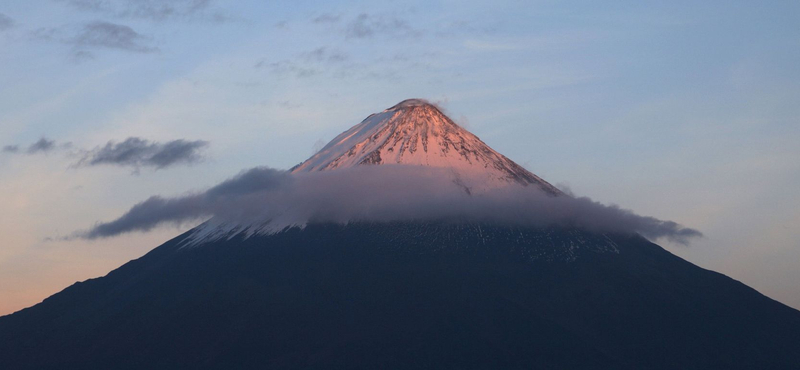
top-left (1, 100), bottom-right (800, 370)
top-left (292, 99), bottom-right (561, 195)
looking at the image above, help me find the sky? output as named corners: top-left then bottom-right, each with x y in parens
top-left (0, 0), bottom-right (798, 315)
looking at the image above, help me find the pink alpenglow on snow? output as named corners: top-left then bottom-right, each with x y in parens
top-left (291, 99), bottom-right (562, 195)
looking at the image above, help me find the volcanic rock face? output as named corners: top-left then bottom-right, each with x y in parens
top-left (292, 99), bottom-right (562, 195)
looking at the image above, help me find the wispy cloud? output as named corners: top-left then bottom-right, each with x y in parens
top-left (4, 136), bottom-right (209, 172)
top-left (32, 21), bottom-right (158, 54)
top-left (69, 49), bottom-right (95, 62)
top-left (72, 21), bottom-right (158, 53)
top-left (56, 0), bottom-right (230, 23)
top-left (0, 13), bottom-right (13, 31)
top-left (255, 45), bottom-right (439, 82)
top-left (300, 47), bottom-right (348, 63)
top-left (2, 137), bottom-right (62, 155)
top-left (312, 13), bottom-right (340, 24)
top-left (258, 59), bottom-right (318, 78)
top-left (26, 138), bottom-right (57, 154)
top-left (345, 13), bottom-right (421, 39)
top-left (316, 12), bottom-right (496, 41)
top-left (256, 47), bottom-right (348, 78)
top-left (76, 166), bottom-right (702, 245)
top-left (76, 137), bottom-right (209, 170)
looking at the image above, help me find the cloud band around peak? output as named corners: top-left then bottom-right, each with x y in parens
top-left (75, 166), bottom-right (702, 245)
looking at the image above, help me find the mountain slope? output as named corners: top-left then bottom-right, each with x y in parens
top-left (2, 99), bottom-right (799, 369)
top-left (1, 223), bottom-right (799, 369)
top-left (292, 99), bottom-right (561, 195)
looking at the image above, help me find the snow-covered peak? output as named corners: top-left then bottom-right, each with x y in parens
top-left (291, 99), bottom-right (562, 195)
top-left (185, 100), bottom-right (562, 244)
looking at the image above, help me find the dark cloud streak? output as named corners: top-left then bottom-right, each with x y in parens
top-left (2, 138), bottom-right (58, 155)
top-left (27, 138), bottom-right (57, 154)
top-left (4, 136), bottom-right (207, 172)
top-left (82, 167), bottom-right (289, 239)
top-left (77, 137), bottom-right (209, 170)
top-left (85, 195), bottom-right (207, 237)
top-left (2, 145), bottom-right (20, 153)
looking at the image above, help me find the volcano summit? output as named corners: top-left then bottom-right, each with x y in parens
top-left (292, 99), bottom-right (561, 195)
top-left (1, 99), bottom-right (799, 369)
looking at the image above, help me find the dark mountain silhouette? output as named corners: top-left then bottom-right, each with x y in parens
top-left (2, 99), bottom-right (799, 369)
top-left (1, 223), bottom-right (799, 369)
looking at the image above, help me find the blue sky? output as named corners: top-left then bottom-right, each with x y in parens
top-left (1, 0), bottom-right (799, 314)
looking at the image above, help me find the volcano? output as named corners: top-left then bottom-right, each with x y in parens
top-left (1, 99), bottom-right (799, 369)
top-left (290, 99), bottom-right (561, 195)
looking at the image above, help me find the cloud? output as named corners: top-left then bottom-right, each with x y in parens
top-left (555, 183), bottom-right (576, 197)
top-left (32, 21), bottom-right (157, 53)
top-left (3, 136), bottom-right (207, 172)
top-left (257, 47), bottom-right (348, 78)
top-left (77, 137), bottom-right (209, 170)
top-left (83, 195), bottom-right (207, 237)
top-left (72, 21), bottom-right (158, 53)
top-left (345, 13), bottom-right (420, 39)
top-left (0, 13), bottom-right (13, 31)
top-left (76, 166), bottom-right (702, 245)
top-left (2, 138), bottom-right (60, 155)
top-left (258, 60), bottom-right (318, 78)
top-left (56, 0), bottom-right (229, 22)
top-left (69, 50), bottom-right (95, 62)
top-left (2, 145), bottom-right (19, 153)
top-left (312, 13), bottom-right (340, 24)
top-left (81, 167), bottom-right (289, 238)
top-left (26, 138), bottom-right (57, 154)
top-left (316, 12), bottom-right (496, 41)
top-left (300, 47), bottom-right (348, 63)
